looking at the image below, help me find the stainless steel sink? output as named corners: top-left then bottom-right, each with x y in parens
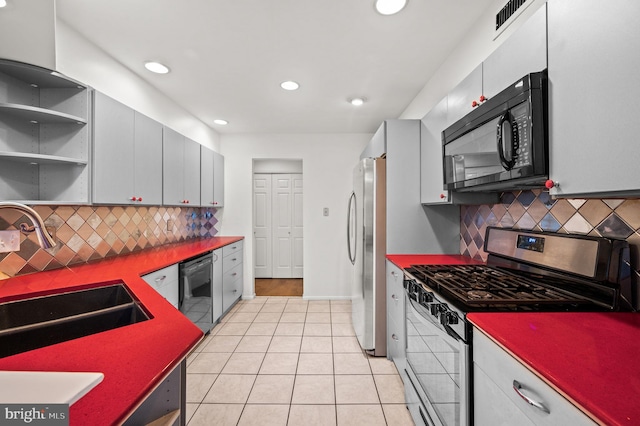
top-left (0, 284), bottom-right (149, 358)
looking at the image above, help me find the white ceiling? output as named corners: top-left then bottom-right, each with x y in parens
top-left (57, 0), bottom-right (497, 134)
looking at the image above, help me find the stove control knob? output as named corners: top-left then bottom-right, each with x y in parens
top-left (430, 303), bottom-right (442, 316)
top-left (419, 291), bottom-right (434, 304)
top-left (441, 309), bottom-right (459, 326)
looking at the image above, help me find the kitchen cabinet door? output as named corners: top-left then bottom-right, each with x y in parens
top-left (163, 129), bottom-right (201, 206)
top-left (212, 248), bottom-right (223, 322)
top-left (473, 328), bottom-right (596, 425)
top-left (183, 137), bottom-right (201, 206)
top-left (483, 4), bottom-right (547, 100)
top-left (421, 97), bottom-right (449, 204)
top-left (133, 112), bottom-right (163, 205)
top-left (93, 91), bottom-right (135, 204)
top-left (446, 64), bottom-right (483, 126)
top-left (213, 150), bottom-right (225, 207)
top-left (162, 127), bottom-right (185, 205)
top-left (547, 0), bottom-right (640, 197)
top-left (142, 263), bottom-right (179, 309)
top-left (93, 92), bottom-right (163, 205)
top-left (386, 260), bottom-right (406, 375)
top-left (200, 146), bottom-right (214, 207)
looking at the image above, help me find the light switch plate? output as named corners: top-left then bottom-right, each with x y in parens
top-left (0, 230), bottom-right (20, 253)
top-left (323, 208), bottom-right (329, 217)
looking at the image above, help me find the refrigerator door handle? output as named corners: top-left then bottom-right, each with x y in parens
top-left (347, 191), bottom-right (357, 265)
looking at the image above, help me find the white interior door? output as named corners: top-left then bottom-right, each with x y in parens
top-left (253, 171), bottom-right (303, 279)
top-left (253, 175), bottom-right (272, 278)
top-left (272, 174), bottom-right (293, 278)
top-left (291, 175), bottom-right (304, 278)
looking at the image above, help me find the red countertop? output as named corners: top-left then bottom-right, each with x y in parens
top-left (386, 254), bottom-right (482, 269)
top-left (0, 236), bottom-right (243, 426)
top-left (468, 312), bottom-right (640, 426)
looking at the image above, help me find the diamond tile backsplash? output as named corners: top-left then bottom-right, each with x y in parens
top-left (461, 189), bottom-right (640, 269)
top-left (0, 205), bottom-right (219, 278)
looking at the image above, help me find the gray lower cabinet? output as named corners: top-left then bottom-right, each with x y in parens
top-left (473, 328), bottom-right (595, 425)
top-left (163, 127), bottom-right (201, 206)
top-left (386, 260), bottom-right (406, 376)
top-left (547, 0), bottom-right (640, 197)
top-left (142, 263), bottom-right (179, 309)
top-left (123, 360), bottom-right (186, 426)
top-left (212, 248), bottom-right (223, 322)
top-left (93, 91), bottom-right (163, 205)
top-left (222, 241), bottom-right (243, 313)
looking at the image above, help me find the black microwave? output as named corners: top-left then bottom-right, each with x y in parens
top-left (442, 71), bottom-right (548, 192)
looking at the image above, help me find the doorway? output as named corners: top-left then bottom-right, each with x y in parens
top-left (253, 159), bottom-right (303, 296)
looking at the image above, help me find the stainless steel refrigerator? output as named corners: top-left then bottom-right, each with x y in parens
top-left (347, 157), bottom-right (386, 356)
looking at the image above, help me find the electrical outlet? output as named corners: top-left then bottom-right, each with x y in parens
top-left (167, 219), bottom-right (174, 232)
top-left (0, 230), bottom-right (20, 253)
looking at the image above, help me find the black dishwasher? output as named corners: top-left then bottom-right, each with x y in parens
top-left (179, 252), bottom-right (214, 333)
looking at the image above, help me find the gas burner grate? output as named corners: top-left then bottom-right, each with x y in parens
top-left (406, 264), bottom-right (588, 306)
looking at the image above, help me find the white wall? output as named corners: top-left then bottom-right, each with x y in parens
top-left (219, 133), bottom-right (371, 299)
top-left (401, 0), bottom-right (547, 120)
top-left (55, 21), bottom-right (220, 151)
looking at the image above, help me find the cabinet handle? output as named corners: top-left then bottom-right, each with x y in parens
top-left (233, 289), bottom-right (238, 293)
top-left (231, 272), bottom-right (237, 276)
top-left (232, 257), bottom-right (237, 261)
top-left (137, 197), bottom-right (142, 202)
top-left (154, 275), bottom-right (166, 283)
top-left (391, 294), bottom-right (398, 301)
top-left (512, 380), bottom-right (550, 413)
top-left (391, 271), bottom-right (397, 277)
top-left (391, 334), bottom-right (399, 341)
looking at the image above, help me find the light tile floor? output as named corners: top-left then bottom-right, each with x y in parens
top-left (185, 297), bottom-right (415, 426)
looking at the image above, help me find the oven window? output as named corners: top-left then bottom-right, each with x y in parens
top-left (406, 298), bottom-right (466, 425)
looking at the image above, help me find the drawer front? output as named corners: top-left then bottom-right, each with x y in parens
top-left (222, 241), bottom-right (243, 258)
top-left (223, 262), bottom-right (243, 284)
top-left (473, 329), bottom-right (596, 425)
top-left (222, 267), bottom-right (243, 312)
top-left (223, 252), bottom-right (242, 271)
top-left (386, 263), bottom-right (404, 326)
top-left (142, 264), bottom-right (179, 289)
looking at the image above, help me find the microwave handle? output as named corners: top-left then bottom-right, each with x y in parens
top-left (497, 111), bottom-right (516, 170)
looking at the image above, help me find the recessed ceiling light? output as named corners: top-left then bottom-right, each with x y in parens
top-left (213, 119), bottom-right (228, 125)
top-left (350, 98), bottom-right (365, 106)
top-left (280, 81), bottom-right (300, 91)
top-left (0, 0), bottom-right (7, 8)
top-left (375, 0), bottom-right (407, 15)
top-left (144, 61), bottom-right (170, 74)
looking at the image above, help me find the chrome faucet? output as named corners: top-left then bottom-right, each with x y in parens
top-left (0, 202), bottom-right (56, 249)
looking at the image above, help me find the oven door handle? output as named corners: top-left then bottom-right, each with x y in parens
top-left (497, 111), bottom-right (517, 170)
top-left (513, 380), bottom-right (550, 414)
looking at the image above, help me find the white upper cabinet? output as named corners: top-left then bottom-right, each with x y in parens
top-left (447, 4), bottom-right (547, 127)
top-left (162, 127), bottom-right (201, 206)
top-left (200, 146), bottom-right (225, 208)
top-left (213, 150), bottom-right (225, 207)
top-left (93, 91), bottom-right (162, 205)
top-left (547, 0), bottom-right (640, 197)
top-left (447, 64), bottom-right (483, 126)
top-left (483, 4), bottom-right (547, 100)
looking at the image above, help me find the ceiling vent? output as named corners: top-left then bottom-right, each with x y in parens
top-left (496, 0), bottom-right (528, 31)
